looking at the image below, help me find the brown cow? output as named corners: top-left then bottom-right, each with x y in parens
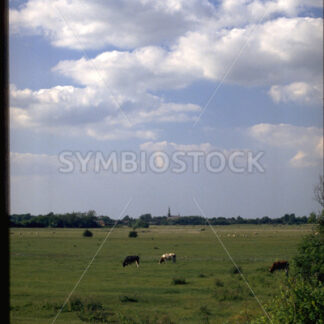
top-left (269, 261), bottom-right (289, 275)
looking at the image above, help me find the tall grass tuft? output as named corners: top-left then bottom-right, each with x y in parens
top-left (172, 278), bottom-right (187, 285)
top-left (230, 265), bottom-right (243, 274)
top-left (83, 229), bottom-right (93, 237)
top-left (128, 231), bottom-right (138, 238)
top-left (119, 295), bottom-right (138, 303)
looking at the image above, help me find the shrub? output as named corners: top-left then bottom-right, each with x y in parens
top-left (251, 276), bottom-right (324, 324)
top-left (293, 232), bottom-right (324, 283)
top-left (83, 229), bottom-right (93, 237)
top-left (128, 231), bottom-right (138, 238)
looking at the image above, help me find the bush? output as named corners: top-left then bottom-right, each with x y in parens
top-left (83, 229), bottom-right (93, 237)
top-left (128, 231), bottom-right (138, 238)
top-left (251, 276), bottom-right (324, 324)
top-left (293, 233), bottom-right (324, 283)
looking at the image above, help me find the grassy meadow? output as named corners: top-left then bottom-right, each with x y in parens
top-left (10, 225), bottom-right (313, 323)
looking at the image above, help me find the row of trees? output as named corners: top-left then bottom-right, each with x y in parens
top-left (10, 211), bottom-right (320, 228)
top-left (10, 211), bottom-right (101, 228)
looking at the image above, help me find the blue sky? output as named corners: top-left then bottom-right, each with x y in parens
top-left (9, 0), bottom-right (323, 218)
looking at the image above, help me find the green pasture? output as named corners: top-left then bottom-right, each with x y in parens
top-left (10, 225), bottom-right (313, 323)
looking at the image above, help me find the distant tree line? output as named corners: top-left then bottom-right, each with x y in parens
top-left (10, 210), bottom-right (321, 228)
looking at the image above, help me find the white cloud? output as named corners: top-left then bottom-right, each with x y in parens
top-left (140, 141), bottom-right (215, 152)
top-left (10, 0), bottom-right (322, 50)
top-left (10, 0), bottom-right (213, 49)
top-left (53, 16), bottom-right (322, 93)
top-left (171, 17), bottom-right (322, 87)
top-left (52, 46), bottom-right (199, 94)
top-left (248, 123), bottom-right (323, 167)
top-left (10, 83), bottom-right (200, 140)
top-left (85, 128), bottom-right (158, 141)
top-left (268, 81), bottom-right (323, 105)
top-left (289, 150), bottom-right (317, 168)
top-left (10, 1), bottom-right (323, 141)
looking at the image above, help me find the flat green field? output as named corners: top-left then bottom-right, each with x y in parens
top-left (10, 225), bottom-right (313, 323)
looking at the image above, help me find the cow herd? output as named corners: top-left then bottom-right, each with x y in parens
top-left (122, 253), bottom-right (289, 276)
top-left (122, 253), bottom-right (176, 267)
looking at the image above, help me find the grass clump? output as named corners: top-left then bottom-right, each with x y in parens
top-left (118, 313), bottom-right (174, 324)
top-left (199, 305), bottom-right (212, 316)
top-left (119, 295), bottom-right (138, 303)
top-left (62, 296), bottom-right (113, 323)
top-left (128, 231), bottom-right (138, 238)
top-left (214, 278), bottom-right (224, 287)
top-left (82, 229), bottom-right (93, 237)
top-left (230, 265), bottom-right (243, 274)
top-left (213, 282), bottom-right (251, 302)
top-left (172, 278), bottom-right (187, 285)
top-left (199, 305), bottom-right (212, 324)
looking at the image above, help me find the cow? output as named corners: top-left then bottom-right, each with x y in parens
top-left (269, 260), bottom-right (289, 276)
top-left (123, 255), bottom-right (140, 267)
top-left (159, 253), bottom-right (176, 264)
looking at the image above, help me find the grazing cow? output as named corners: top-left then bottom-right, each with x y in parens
top-left (123, 255), bottom-right (140, 267)
top-left (159, 253), bottom-right (176, 264)
top-left (269, 261), bottom-right (289, 275)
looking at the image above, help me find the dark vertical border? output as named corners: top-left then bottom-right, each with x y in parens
top-left (323, 3), bottom-right (324, 178)
top-left (1, 0), bottom-right (9, 318)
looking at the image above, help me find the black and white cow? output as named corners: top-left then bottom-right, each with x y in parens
top-left (123, 255), bottom-right (140, 267)
top-left (159, 253), bottom-right (176, 264)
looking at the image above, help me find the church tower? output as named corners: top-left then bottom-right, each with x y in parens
top-left (167, 207), bottom-right (171, 217)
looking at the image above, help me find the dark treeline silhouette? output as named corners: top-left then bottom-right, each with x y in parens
top-left (10, 211), bottom-right (315, 228)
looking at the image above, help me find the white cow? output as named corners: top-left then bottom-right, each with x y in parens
top-left (159, 253), bottom-right (176, 264)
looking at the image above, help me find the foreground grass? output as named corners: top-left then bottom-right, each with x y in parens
top-left (10, 225), bottom-right (312, 323)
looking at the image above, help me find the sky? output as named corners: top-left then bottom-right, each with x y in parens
top-left (9, 0), bottom-right (323, 219)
